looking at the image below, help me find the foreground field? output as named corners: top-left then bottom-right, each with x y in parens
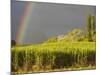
top-left (11, 42), bottom-right (96, 73)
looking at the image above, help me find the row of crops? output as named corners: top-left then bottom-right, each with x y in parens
top-left (11, 42), bottom-right (96, 73)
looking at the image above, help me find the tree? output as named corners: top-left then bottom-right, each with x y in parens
top-left (66, 29), bottom-right (84, 42)
top-left (86, 14), bottom-right (96, 42)
top-left (91, 16), bottom-right (96, 40)
top-left (87, 14), bottom-right (92, 41)
top-left (11, 40), bottom-right (16, 47)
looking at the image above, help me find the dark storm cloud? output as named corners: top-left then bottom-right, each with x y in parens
top-left (11, 1), bottom-right (27, 40)
top-left (11, 1), bottom-right (96, 44)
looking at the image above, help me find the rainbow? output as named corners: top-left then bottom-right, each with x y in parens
top-left (16, 2), bottom-right (33, 44)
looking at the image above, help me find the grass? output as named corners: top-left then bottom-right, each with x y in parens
top-left (11, 42), bottom-right (96, 74)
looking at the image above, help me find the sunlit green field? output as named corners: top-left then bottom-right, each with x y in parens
top-left (11, 42), bottom-right (96, 74)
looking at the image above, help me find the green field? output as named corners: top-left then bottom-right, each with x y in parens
top-left (11, 42), bottom-right (96, 73)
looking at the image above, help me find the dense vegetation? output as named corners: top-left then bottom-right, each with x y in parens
top-left (11, 42), bottom-right (96, 73)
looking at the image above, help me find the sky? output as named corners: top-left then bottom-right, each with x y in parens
top-left (11, 1), bottom-right (96, 44)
